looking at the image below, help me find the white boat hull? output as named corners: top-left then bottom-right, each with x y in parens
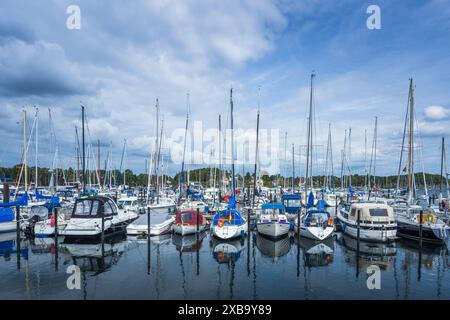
top-left (296, 224), bottom-right (334, 241)
top-left (126, 217), bottom-right (174, 236)
top-left (172, 223), bottom-right (206, 236)
top-left (0, 221), bottom-right (17, 233)
top-left (256, 222), bottom-right (290, 238)
top-left (212, 223), bottom-right (248, 240)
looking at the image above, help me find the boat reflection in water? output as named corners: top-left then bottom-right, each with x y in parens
top-left (211, 237), bottom-right (246, 264)
top-left (172, 232), bottom-right (206, 253)
top-left (60, 233), bottom-right (128, 274)
top-left (294, 235), bottom-right (334, 267)
top-left (256, 233), bottom-right (290, 262)
top-left (0, 232), bottom-right (28, 262)
top-left (338, 233), bottom-right (396, 271)
top-left (127, 233), bottom-right (172, 246)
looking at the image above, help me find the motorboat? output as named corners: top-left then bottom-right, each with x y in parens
top-left (117, 196), bottom-right (139, 213)
top-left (337, 202), bottom-right (397, 242)
top-left (172, 210), bottom-right (207, 236)
top-left (256, 203), bottom-right (290, 239)
top-left (396, 205), bottom-right (450, 244)
top-left (126, 211), bottom-right (174, 236)
top-left (60, 196), bottom-right (137, 238)
top-left (148, 197), bottom-right (177, 214)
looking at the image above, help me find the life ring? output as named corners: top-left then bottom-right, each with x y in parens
top-left (218, 218), bottom-right (224, 228)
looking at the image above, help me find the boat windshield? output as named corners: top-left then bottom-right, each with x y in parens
top-left (181, 213), bottom-right (194, 222)
top-left (304, 211), bottom-right (329, 226)
top-left (74, 199), bottom-right (100, 217)
top-left (369, 208), bottom-right (389, 217)
top-left (284, 199), bottom-right (301, 207)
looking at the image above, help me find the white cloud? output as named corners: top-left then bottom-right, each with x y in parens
top-left (424, 105), bottom-right (450, 120)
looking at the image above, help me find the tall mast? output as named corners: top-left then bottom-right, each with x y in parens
top-left (97, 139), bottom-right (101, 187)
top-left (23, 109), bottom-right (28, 193)
top-left (305, 73), bottom-right (315, 197)
top-left (440, 137), bottom-right (445, 201)
top-left (178, 93), bottom-right (190, 205)
top-left (81, 105), bottom-right (86, 193)
top-left (407, 79), bottom-right (414, 201)
top-left (284, 131), bottom-right (287, 189)
top-left (292, 144), bottom-right (295, 191)
top-left (230, 88), bottom-right (236, 200)
top-left (252, 88), bottom-right (260, 208)
top-left (75, 126), bottom-right (80, 183)
top-left (35, 107), bottom-right (39, 190)
top-left (373, 117), bottom-right (378, 189)
top-left (218, 114), bottom-right (222, 202)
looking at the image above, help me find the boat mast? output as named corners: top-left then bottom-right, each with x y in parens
top-left (81, 105), bottom-right (86, 193)
top-left (292, 144), bottom-right (295, 191)
top-left (407, 79), bottom-right (415, 202)
top-left (252, 88), bottom-right (260, 208)
top-left (230, 88), bottom-right (236, 201)
top-left (440, 137), bottom-right (445, 202)
top-left (305, 73), bottom-right (315, 198)
top-left (178, 93), bottom-right (190, 205)
top-left (35, 107), bottom-right (38, 191)
top-left (218, 114), bottom-right (222, 202)
top-left (23, 109), bottom-right (28, 193)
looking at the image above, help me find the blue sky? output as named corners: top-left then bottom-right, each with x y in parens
top-left (0, 0), bottom-right (449, 177)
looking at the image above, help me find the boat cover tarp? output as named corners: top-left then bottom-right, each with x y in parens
top-left (212, 209), bottom-right (245, 226)
top-left (175, 210), bottom-right (204, 225)
top-left (0, 193), bottom-right (28, 208)
top-left (132, 212), bottom-right (171, 225)
top-left (261, 203), bottom-right (285, 210)
top-left (307, 192), bottom-right (315, 209)
top-left (0, 208), bottom-right (14, 222)
top-left (282, 194), bottom-right (301, 200)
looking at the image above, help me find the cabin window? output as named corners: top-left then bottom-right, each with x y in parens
top-left (285, 199), bottom-right (301, 207)
top-left (369, 208), bottom-right (389, 217)
top-left (351, 209), bottom-right (356, 217)
top-left (103, 202), bottom-right (114, 216)
top-left (181, 213), bottom-right (193, 221)
top-left (91, 200), bottom-right (99, 215)
top-left (75, 200), bottom-right (92, 216)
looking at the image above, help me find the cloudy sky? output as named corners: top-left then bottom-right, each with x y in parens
top-left (0, 0), bottom-right (449, 178)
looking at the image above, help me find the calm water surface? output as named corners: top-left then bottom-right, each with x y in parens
top-left (1, 210), bottom-right (449, 299)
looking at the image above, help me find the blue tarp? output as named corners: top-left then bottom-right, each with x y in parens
top-left (229, 195), bottom-right (236, 209)
top-left (317, 199), bottom-right (326, 211)
top-left (0, 193), bottom-right (28, 208)
top-left (281, 194), bottom-right (301, 200)
top-left (0, 208), bottom-right (14, 222)
top-left (261, 203), bottom-right (285, 210)
top-left (307, 191), bottom-right (314, 209)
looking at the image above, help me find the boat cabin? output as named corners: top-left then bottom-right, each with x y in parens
top-left (344, 203), bottom-right (395, 224)
top-left (72, 197), bottom-right (118, 219)
top-left (175, 210), bottom-right (205, 226)
top-left (281, 194), bottom-right (302, 214)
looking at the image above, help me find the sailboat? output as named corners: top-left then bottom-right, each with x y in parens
top-left (294, 73), bottom-right (334, 241)
top-left (394, 79), bottom-right (450, 244)
top-left (212, 89), bottom-right (248, 240)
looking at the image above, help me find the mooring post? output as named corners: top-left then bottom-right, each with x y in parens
top-left (247, 208), bottom-right (251, 232)
top-left (16, 205), bottom-right (21, 270)
top-left (147, 206), bottom-right (151, 274)
top-left (419, 209), bottom-right (423, 247)
top-left (54, 207), bottom-right (58, 237)
top-left (196, 208), bottom-right (200, 233)
top-left (356, 208), bottom-right (360, 278)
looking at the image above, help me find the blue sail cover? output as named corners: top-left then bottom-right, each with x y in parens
top-left (0, 193), bottom-right (28, 208)
top-left (307, 191), bottom-right (315, 209)
top-left (36, 190), bottom-right (60, 204)
top-left (212, 208), bottom-right (245, 226)
top-left (317, 199), bottom-right (326, 211)
top-left (261, 203), bottom-right (285, 210)
top-left (228, 195), bottom-right (236, 209)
